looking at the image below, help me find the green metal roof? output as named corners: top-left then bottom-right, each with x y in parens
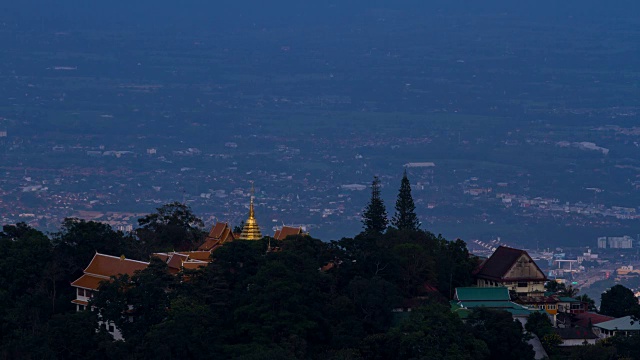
top-left (450, 299), bottom-right (540, 318)
top-left (455, 287), bottom-right (510, 301)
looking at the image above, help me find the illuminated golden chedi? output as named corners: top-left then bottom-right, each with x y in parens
top-left (239, 195), bottom-right (262, 240)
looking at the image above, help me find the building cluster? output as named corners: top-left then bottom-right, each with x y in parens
top-left (493, 192), bottom-right (639, 221)
top-left (597, 235), bottom-right (634, 249)
top-left (70, 196), bottom-right (307, 339)
top-left (449, 246), bottom-right (640, 351)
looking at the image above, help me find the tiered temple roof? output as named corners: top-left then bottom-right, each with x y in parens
top-left (70, 253), bottom-right (150, 307)
top-left (152, 251), bottom-right (209, 274)
top-left (198, 222), bottom-right (234, 251)
top-left (273, 226), bottom-right (306, 240)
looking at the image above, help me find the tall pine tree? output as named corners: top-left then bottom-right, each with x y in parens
top-left (392, 170), bottom-right (420, 231)
top-left (362, 176), bottom-right (388, 233)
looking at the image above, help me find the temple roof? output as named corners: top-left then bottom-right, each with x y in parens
top-left (177, 251), bottom-right (212, 261)
top-left (151, 251), bottom-right (213, 273)
top-left (273, 226), bottom-right (305, 240)
top-left (84, 253), bottom-right (149, 279)
top-left (71, 274), bottom-right (108, 290)
top-left (198, 222), bottom-right (234, 251)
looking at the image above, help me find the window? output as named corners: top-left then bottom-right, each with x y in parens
top-left (78, 305), bottom-right (85, 311)
top-left (77, 288), bottom-right (85, 297)
top-left (517, 282), bottom-right (528, 288)
top-left (547, 305), bottom-right (556, 310)
top-left (108, 325), bottom-right (115, 333)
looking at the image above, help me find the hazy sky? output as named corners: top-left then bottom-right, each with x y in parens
top-left (2, 1), bottom-right (638, 32)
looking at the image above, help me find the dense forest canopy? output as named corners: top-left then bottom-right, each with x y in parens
top-left (1, 201), bottom-right (640, 359)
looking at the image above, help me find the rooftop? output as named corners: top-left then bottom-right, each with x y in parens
top-left (594, 316), bottom-right (640, 331)
top-left (455, 287), bottom-right (510, 301)
top-left (83, 253), bottom-right (149, 279)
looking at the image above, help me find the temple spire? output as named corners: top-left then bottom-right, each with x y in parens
top-left (239, 182), bottom-right (262, 240)
top-left (249, 183), bottom-right (255, 219)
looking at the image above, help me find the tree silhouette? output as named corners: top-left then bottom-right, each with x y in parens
top-left (362, 176), bottom-right (388, 233)
top-left (600, 284), bottom-right (640, 318)
top-left (391, 170), bottom-right (420, 231)
top-left (136, 202), bottom-right (205, 252)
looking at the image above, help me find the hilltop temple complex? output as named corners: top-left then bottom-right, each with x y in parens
top-left (71, 186), bottom-right (308, 338)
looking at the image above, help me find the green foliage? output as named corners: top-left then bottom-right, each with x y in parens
top-left (600, 284), bottom-right (640, 318)
top-left (233, 220), bottom-right (245, 234)
top-left (541, 333), bottom-right (563, 356)
top-left (0, 212), bottom-right (527, 359)
top-left (434, 237), bottom-right (477, 299)
top-left (362, 176), bottom-right (388, 234)
top-left (360, 302), bottom-right (489, 360)
top-left (559, 284), bottom-right (580, 297)
top-left (91, 258), bottom-right (177, 342)
top-left (136, 201), bottom-right (205, 252)
top-left (467, 308), bottom-right (535, 360)
top-left (53, 218), bottom-right (137, 278)
top-left (391, 170), bottom-right (420, 231)
top-left (46, 311), bottom-right (121, 360)
top-left (0, 223), bottom-right (55, 358)
top-left (525, 311), bottom-right (554, 338)
top-left (569, 342), bottom-right (617, 360)
top-left (576, 294), bottom-right (597, 312)
top-left (608, 333), bottom-right (640, 360)
top-left (141, 297), bottom-right (223, 359)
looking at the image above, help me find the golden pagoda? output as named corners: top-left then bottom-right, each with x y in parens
top-left (239, 184), bottom-right (262, 240)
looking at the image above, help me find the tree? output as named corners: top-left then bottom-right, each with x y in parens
top-left (233, 220), bottom-right (245, 234)
top-left (391, 170), bottom-right (420, 231)
top-left (347, 276), bottom-right (400, 334)
top-left (467, 308), bottom-right (535, 360)
top-left (434, 237), bottom-right (477, 299)
top-left (569, 343), bottom-right (617, 360)
top-left (52, 218), bottom-right (136, 278)
top-left (391, 243), bottom-right (434, 297)
top-left (91, 258), bottom-right (177, 342)
top-left (600, 285), bottom-right (640, 318)
top-left (576, 294), bottom-right (597, 312)
top-left (46, 311), bottom-right (123, 360)
top-left (362, 176), bottom-right (388, 234)
top-left (136, 202), bottom-right (205, 252)
top-left (0, 223), bottom-right (55, 358)
top-left (558, 284), bottom-right (579, 298)
top-left (525, 311), bottom-right (553, 338)
top-left (141, 297), bottom-right (222, 359)
top-left (360, 302), bottom-right (489, 360)
top-left (545, 280), bottom-right (562, 293)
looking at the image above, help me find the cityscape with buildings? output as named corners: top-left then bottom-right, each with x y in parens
top-left (2, 1), bottom-right (640, 358)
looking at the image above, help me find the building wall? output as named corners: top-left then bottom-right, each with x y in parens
top-left (475, 278), bottom-right (545, 295)
top-left (560, 338), bottom-right (597, 347)
top-left (505, 255), bottom-right (546, 280)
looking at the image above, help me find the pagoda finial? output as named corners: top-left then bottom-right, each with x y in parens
top-left (249, 181), bottom-right (255, 219)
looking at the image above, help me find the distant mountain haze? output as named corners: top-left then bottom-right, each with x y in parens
top-left (3, 0), bottom-right (639, 31)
